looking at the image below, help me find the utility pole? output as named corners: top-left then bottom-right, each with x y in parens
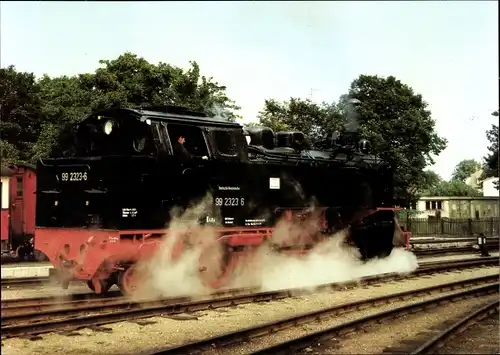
top-left (309, 88), bottom-right (319, 101)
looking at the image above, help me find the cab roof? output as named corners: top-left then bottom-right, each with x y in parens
top-left (91, 106), bottom-right (242, 129)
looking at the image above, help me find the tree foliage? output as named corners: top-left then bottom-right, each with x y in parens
top-left (420, 168), bottom-right (482, 197)
top-left (480, 112), bottom-right (498, 189)
top-left (258, 98), bottom-right (343, 142)
top-left (258, 75), bottom-right (448, 202)
top-left (423, 179), bottom-right (482, 197)
top-left (0, 66), bottom-right (41, 163)
top-left (451, 159), bottom-right (482, 182)
top-left (1, 53), bottom-right (241, 164)
top-left (420, 170), bottom-right (443, 192)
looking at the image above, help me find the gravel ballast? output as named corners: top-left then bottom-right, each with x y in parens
top-left (1, 266), bottom-right (498, 355)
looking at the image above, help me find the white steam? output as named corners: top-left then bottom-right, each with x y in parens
top-left (130, 194), bottom-right (419, 300)
top-left (227, 230), bottom-right (418, 292)
top-left (209, 103), bottom-right (233, 122)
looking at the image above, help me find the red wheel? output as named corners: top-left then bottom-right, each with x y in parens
top-left (118, 265), bottom-right (143, 297)
top-left (198, 243), bottom-right (235, 289)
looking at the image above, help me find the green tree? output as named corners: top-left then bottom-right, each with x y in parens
top-left (342, 75), bottom-right (447, 202)
top-left (451, 159), bottom-right (482, 182)
top-left (259, 75), bottom-right (447, 203)
top-left (423, 179), bottom-right (482, 197)
top-left (0, 66), bottom-right (41, 164)
top-left (31, 75), bottom-right (95, 161)
top-left (83, 52), bottom-right (240, 118)
top-left (258, 98), bottom-right (343, 142)
top-left (480, 111), bottom-right (498, 189)
top-left (420, 170), bottom-right (443, 194)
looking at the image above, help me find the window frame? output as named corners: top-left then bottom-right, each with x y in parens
top-left (426, 200), bottom-right (443, 210)
top-left (212, 129), bottom-right (238, 157)
top-left (165, 122), bottom-right (211, 158)
top-left (16, 176), bottom-right (23, 197)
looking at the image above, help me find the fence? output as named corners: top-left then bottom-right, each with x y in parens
top-left (401, 217), bottom-right (499, 237)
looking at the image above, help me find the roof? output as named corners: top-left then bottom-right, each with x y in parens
top-left (11, 162), bottom-right (36, 171)
top-left (92, 107), bottom-right (242, 129)
top-left (419, 196), bottom-right (498, 201)
top-left (1, 166), bottom-right (14, 177)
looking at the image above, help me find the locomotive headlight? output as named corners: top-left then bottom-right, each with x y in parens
top-left (103, 120), bottom-right (114, 135)
top-left (358, 139), bottom-right (372, 154)
top-left (245, 135), bottom-right (252, 145)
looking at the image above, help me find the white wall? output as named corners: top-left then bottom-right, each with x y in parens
top-left (465, 169), bottom-right (483, 189)
top-left (483, 177), bottom-right (499, 197)
top-left (1, 177), bottom-right (10, 209)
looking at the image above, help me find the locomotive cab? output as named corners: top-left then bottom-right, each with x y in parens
top-left (36, 106), bottom-right (250, 232)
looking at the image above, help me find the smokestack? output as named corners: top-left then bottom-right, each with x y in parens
top-left (344, 98), bottom-right (361, 133)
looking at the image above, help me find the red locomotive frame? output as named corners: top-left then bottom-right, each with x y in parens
top-left (36, 207), bottom-right (411, 296)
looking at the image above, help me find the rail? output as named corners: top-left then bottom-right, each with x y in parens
top-left (1, 276), bottom-right (51, 287)
top-left (2, 257), bottom-right (497, 312)
top-left (410, 237), bottom-right (499, 245)
top-left (409, 299), bottom-right (500, 355)
top-left (1, 257), bottom-right (497, 338)
top-left (148, 278), bottom-right (499, 354)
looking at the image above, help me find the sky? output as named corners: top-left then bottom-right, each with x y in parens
top-left (1, 1), bottom-right (498, 180)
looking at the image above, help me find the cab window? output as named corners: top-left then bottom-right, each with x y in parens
top-left (213, 130), bottom-right (237, 156)
top-left (166, 123), bottom-right (209, 157)
top-left (76, 114), bottom-right (156, 156)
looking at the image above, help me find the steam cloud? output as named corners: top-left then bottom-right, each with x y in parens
top-left (131, 193), bottom-right (418, 300)
top-left (209, 103), bottom-right (233, 122)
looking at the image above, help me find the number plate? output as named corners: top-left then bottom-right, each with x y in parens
top-left (214, 197), bottom-right (245, 207)
top-left (60, 171), bottom-right (88, 182)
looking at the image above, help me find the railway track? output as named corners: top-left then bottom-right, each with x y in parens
top-left (413, 244), bottom-right (498, 257)
top-left (408, 299), bottom-right (500, 355)
top-left (1, 256), bottom-right (496, 312)
top-left (410, 237), bottom-right (499, 245)
top-left (149, 278), bottom-right (498, 355)
top-left (1, 243), bottom-right (496, 289)
top-left (1, 276), bottom-right (52, 288)
top-left (1, 257), bottom-right (497, 339)
top-left (2, 256), bottom-right (496, 311)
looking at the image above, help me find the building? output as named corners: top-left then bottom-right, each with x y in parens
top-left (482, 177), bottom-right (499, 197)
top-left (465, 169), bottom-right (483, 190)
top-left (465, 168), bottom-right (499, 197)
top-left (1, 166), bottom-right (14, 251)
top-left (410, 196), bottom-right (498, 219)
top-left (8, 164), bottom-right (37, 243)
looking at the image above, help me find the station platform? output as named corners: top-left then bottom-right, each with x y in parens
top-left (1, 263), bottom-right (53, 279)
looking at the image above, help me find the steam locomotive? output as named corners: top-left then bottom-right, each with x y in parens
top-left (35, 101), bottom-right (408, 296)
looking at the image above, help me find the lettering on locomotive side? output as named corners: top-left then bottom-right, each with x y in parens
top-left (60, 172), bottom-right (88, 182)
top-left (122, 208), bottom-right (138, 218)
top-left (214, 197), bottom-right (245, 206)
top-left (217, 185), bottom-right (241, 191)
top-left (245, 218), bottom-right (267, 226)
top-left (108, 236), bottom-right (120, 243)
